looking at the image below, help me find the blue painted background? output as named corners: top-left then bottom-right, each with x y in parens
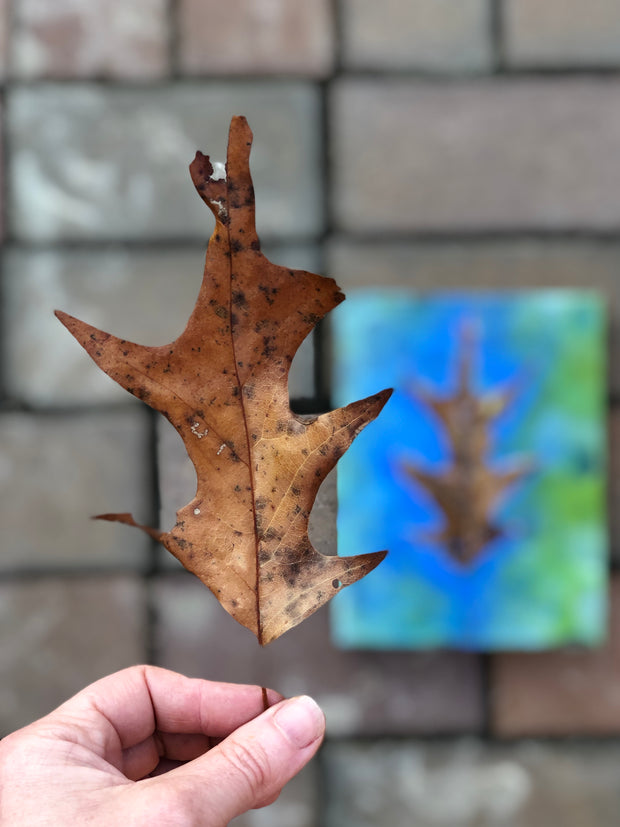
top-left (331, 291), bottom-right (607, 650)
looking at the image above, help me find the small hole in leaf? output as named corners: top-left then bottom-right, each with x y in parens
top-left (332, 579), bottom-right (341, 589)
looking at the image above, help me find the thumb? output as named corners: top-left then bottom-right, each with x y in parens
top-left (163, 695), bottom-right (325, 824)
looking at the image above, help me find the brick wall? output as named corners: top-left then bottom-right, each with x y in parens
top-left (1, 2), bottom-right (620, 824)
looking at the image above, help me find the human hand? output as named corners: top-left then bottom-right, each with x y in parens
top-left (0, 665), bottom-right (325, 826)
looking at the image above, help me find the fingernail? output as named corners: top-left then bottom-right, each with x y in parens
top-left (273, 695), bottom-right (325, 749)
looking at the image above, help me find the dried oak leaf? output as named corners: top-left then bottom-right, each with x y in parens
top-left (56, 116), bottom-right (390, 645)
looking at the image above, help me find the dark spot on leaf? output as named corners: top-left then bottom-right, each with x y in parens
top-left (232, 290), bottom-right (247, 309)
top-left (258, 284), bottom-right (275, 306)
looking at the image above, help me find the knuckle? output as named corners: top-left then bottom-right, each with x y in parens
top-left (223, 737), bottom-right (271, 797)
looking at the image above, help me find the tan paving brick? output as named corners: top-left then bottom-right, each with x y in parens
top-left (179, 0), bottom-right (334, 77)
top-left (505, 0), bottom-right (620, 67)
top-left (491, 577), bottom-right (620, 736)
top-left (10, 0), bottom-right (169, 79)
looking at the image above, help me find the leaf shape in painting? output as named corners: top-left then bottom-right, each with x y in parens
top-left (401, 322), bottom-right (533, 565)
top-left (56, 116), bottom-right (391, 645)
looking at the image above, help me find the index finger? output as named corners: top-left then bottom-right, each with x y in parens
top-left (56, 665), bottom-right (281, 754)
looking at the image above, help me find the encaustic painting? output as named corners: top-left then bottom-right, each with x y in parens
top-left (331, 291), bottom-right (607, 650)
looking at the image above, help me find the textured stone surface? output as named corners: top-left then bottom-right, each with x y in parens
top-left (4, 244), bottom-right (317, 407)
top-left (323, 739), bottom-right (620, 826)
top-left (327, 237), bottom-right (620, 395)
top-left (491, 578), bottom-right (620, 736)
top-left (10, 0), bottom-right (169, 78)
top-left (341, 0), bottom-right (491, 71)
top-left (0, 411), bottom-right (151, 570)
top-left (0, 576), bottom-right (145, 734)
top-left (8, 84), bottom-right (322, 241)
top-left (505, 0), bottom-right (620, 66)
top-left (179, 0), bottom-right (334, 77)
top-left (332, 79), bottom-right (620, 232)
top-left (230, 762), bottom-right (319, 827)
top-left (153, 475), bottom-right (484, 735)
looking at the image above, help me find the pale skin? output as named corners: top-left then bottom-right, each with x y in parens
top-left (0, 665), bottom-right (325, 826)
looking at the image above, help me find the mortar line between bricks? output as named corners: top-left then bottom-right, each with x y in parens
top-left (316, 741), bottom-right (330, 826)
top-left (479, 652), bottom-right (494, 738)
top-left (0, 401), bottom-right (149, 416)
top-left (142, 404), bottom-right (167, 666)
top-left (145, 407), bottom-right (163, 576)
top-left (2, 236), bottom-right (323, 252)
top-left (328, 229), bottom-right (620, 243)
top-left (0, 395), bottom-right (325, 416)
top-left (0, 84), bottom-right (8, 406)
top-left (323, 730), bottom-right (620, 746)
top-left (331, 0), bottom-right (345, 75)
top-left (490, 0), bottom-right (506, 73)
top-left (0, 567), bottom-right (151, 582)
top-left (3, 76), bottom-right (332, 91)
top-left (324, 67), bottom-right (620, 81)
top-left (6, 69), bottom-right (620, 93)
top-left (314, 77), bottom-right (334, 413)
top-left (167, 0), bottom-right (182, 79)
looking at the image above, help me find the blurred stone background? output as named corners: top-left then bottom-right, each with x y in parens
top-left (2, 1), bottom-right (620, 824)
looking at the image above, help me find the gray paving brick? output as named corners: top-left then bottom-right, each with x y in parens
top-left (332, 79), bottom-right (620, 232)
top-left (152, 475), bottom-right (484, 735)
top-left (4, 244), bottom-right (318, 407)
top-left (179, 0), bottom-right (334, 77)
top-left (0, 410), bottom-right (151, 570)
top-left (323, 739), bottom-right (620, 827)
top-left (10, 0), bottom-right (169, 79)
top-left (341, 0), bottom-right (491, 72)
top-left (8, 83), bottom-right (322, 241)
top-left (505, 0), bottom-right (620, 67)
top-left (0, 576), bottom-right (145, 734)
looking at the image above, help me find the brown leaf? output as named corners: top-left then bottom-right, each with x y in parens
top-left (56, 116), bottom-right (390, 644)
